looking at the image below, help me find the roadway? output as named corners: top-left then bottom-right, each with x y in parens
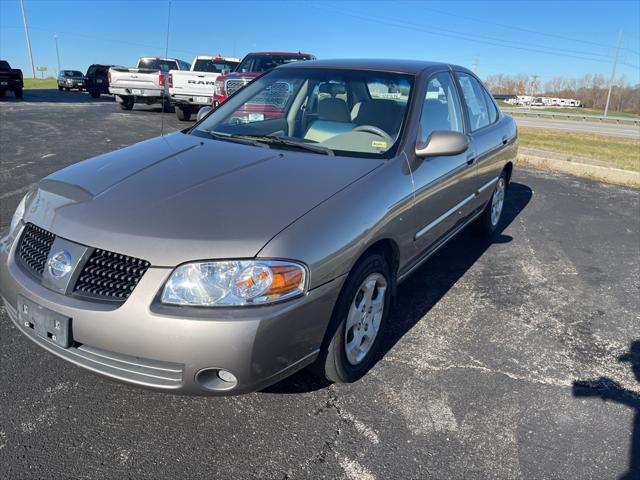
top-left (513, 115), bottom-right (640, 139)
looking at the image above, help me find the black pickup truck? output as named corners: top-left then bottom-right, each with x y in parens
top-left (0, 60), bottom-right (24, 98)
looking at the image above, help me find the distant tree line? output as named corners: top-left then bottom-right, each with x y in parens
top-left (484, 73), bottom-right (640, 114)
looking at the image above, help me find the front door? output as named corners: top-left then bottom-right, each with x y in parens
top-left (408, 71), bottom-right (478, 257)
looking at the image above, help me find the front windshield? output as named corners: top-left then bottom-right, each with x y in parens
top-left (192, 68), bottom-right (413, 158)
top-left (236, 55), bottom-right (311, 73)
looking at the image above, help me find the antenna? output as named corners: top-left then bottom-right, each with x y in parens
top-left (161, 0), bottom-right (172, 136)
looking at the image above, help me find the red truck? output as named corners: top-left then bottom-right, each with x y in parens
top-left (213, 51), bottom-right (315, 107)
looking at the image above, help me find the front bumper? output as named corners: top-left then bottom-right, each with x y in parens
top-left (0, 229), bottom-right (342, 395)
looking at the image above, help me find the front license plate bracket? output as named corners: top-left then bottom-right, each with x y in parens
top-left (17, 296), bottom-right (73, 348)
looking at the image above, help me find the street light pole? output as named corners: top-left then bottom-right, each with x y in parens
top-left (19, 0), bottom-right (36, 79)
top-left (54, 35), bottom-right (61, 74)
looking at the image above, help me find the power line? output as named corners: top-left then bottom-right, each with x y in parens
top-left (315, 3), bottom-right (640, 69)
top-left (422, 4), bottom-right (640, 56)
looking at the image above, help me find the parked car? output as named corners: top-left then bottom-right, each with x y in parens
top-left (57, 70), bottom-right (85, 91)
top-left (168, 56), bottom-right (240, 121)
top-left (84, 64), bottom-right (113, 98)
top-left (213, 51), bottom-right (314, 106)
top-left (108, 57), bottom-right (190, 111)
top-left (0, 60), bottom-right (23, 98)
top-left (1, 59), bottom-right (517, 395)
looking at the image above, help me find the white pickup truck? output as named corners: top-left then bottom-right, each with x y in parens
top-left (168, 56), bottom-right (239, 121)
top-left (108, 57), bottom-right (191, 111)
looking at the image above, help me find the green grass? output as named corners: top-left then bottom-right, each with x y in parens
top-left (22, 77), bottom-right (58, 89)
top-left (519, 128), bottom-right (640, 172)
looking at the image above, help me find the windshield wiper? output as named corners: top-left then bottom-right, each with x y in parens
top-left (204, 131), bottom-right (270, 149)
top-left (234, 135), bottom-right (334, 155)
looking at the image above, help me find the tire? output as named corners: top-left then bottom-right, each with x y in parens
top-left (475, 171), bottom-right (507, 237)
top-left (162, 99), bottom-right (175, 113)
top-left (64, 87), bottom-right (70, 91)
top-left (14, 88), bottom-right (23, 99)
top-left (0, 89), bottom-right (5, 97)
top-left (175, 105), bottom-right (191, 121)
top-left (89, 90), bottom-right (100, 99)
top-left (118, 96), bottom-right (134, 110)
top-left (314, 253), bottom-right (392, 383)
top-left (58, 85), bottom-right (62, 91)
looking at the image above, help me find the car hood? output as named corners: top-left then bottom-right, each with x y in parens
top-left (24, 132), bottom-right (383, 266)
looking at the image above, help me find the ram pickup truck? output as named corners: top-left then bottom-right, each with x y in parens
top-left (168, 56), bottom-right (239, 121)
top-left (212, 52), bottom-right (314, 106)
top-left (0, 60), bottom-right (24, 98)
top-left (108, 57), bottom-right (190, 111)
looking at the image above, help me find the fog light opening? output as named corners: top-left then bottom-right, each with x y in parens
top-left (195, 368), bottom-right (238, 392)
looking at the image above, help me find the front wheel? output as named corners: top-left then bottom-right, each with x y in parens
top-left (314, 254), bottom-right (391, 383)
top-left (475, 171), bottom-right (507, 237)
top-left (89, 90), bottom-right (100, 99)
top-left (57, 85), bottom-right (62, 91)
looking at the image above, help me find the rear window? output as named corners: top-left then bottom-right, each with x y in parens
top-left (138, 58), bottom-right (178, 72)
top-left (366, 78), bottom-right (411, 103)
top-left (237, 55), bottom-right (311, 73)
top-left (193, 59), bottom-right (239, 73)
top-left (87, 66), bottom-right (108, 76)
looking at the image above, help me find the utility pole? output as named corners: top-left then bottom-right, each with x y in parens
top-left (529, 74), bottom-right (539, 111)
top-left (471, 55), bottom-right (479, 74)
top-left (604, 30), bottom-right (622, 118)
top-left (19, 0), bottom-right (36, 79)
top-left (54, 35), bottom-right (61, 74)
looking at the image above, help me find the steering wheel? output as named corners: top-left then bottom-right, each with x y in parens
top-left (352, 125), bottom-right (394, 146)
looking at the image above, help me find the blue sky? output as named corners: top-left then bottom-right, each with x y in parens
top-left (1, 0), bottom-right (639, 83)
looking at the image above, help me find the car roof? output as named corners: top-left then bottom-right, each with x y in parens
top-left (278, 58), bottom-right (466, 75)
top-left (245, 52), bottom-right (313, 57)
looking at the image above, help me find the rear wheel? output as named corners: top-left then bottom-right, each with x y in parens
top-left (0, 89), bottom-right (5, 97)
top-left (118, 95), bottom-right (134, 110)
top-left (475, 171), bottom-right (507, 237)
top-left (14, 88), bottom-right (23, 99)
top-left (175, 105), bottom-right (191, 121)
top-left (314, 254), bottom-right (391, 383)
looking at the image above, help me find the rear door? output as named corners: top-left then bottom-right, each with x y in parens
top-left (454, 71), bottom-right (508, 207)
top-left (408, 70), bottom-right (478, 255)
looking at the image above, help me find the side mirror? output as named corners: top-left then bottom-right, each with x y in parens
top-left (415, 131), bottom-right (469, 158)
top-left (196, 106), bottom-right (212, 122)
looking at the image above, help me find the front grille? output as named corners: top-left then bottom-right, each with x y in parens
top-left (225, 78), bottom-right (249, 96)
top-left (17, 223), bottom-right (55, 277)
top-left (73, 248), bottom-right (150, 301)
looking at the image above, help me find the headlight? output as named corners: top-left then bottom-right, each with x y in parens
top-left (161, 260), bottom-right (307, 306)
top-left (9, 194), bottom-right (27, 236)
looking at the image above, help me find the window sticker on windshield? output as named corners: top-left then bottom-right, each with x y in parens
top-left (372, 141), bottom-right (387, 148)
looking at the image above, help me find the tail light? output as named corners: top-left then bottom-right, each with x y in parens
top-left (159, 73), bottom-right (165, 86)
top-left (107, 71), bottom-right (111, 84)
top-left (167, 73), bottom-right (173, 88)
top-left (214, 79), bottom-right (225, 97)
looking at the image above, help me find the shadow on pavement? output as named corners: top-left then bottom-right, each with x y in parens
top-left (0, 89), bottom-right (114, 103)
top-left (265, 181), bottom-right (534, 394)
top-left (573, 341), bottom-right (640, 480)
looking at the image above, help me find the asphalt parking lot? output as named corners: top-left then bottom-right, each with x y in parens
top-left (1, 90), bottom-right (639, 480)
